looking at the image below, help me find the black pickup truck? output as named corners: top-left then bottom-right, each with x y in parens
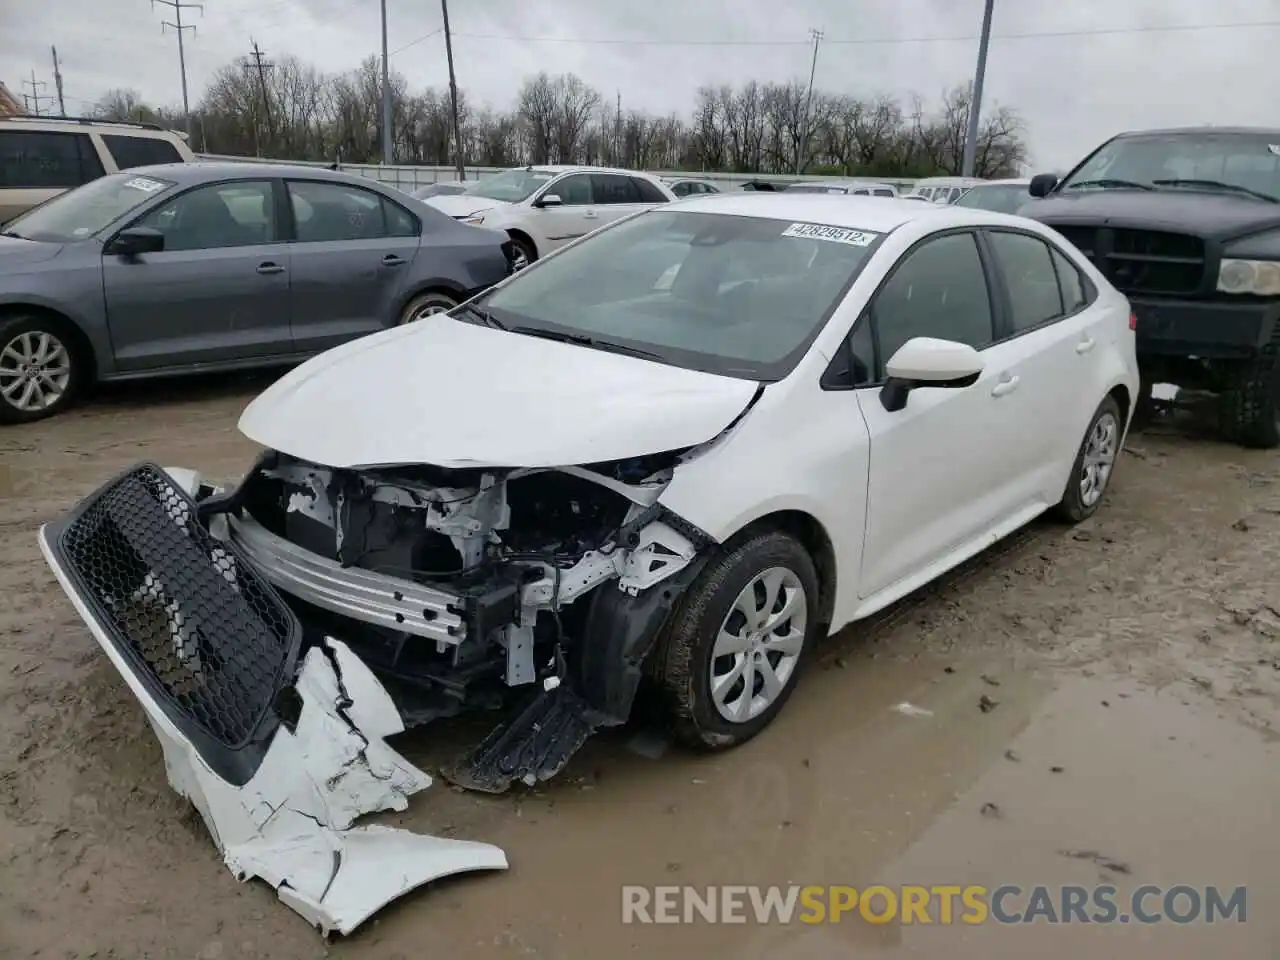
top-left (1018, 127), bottom-right (1280, 448)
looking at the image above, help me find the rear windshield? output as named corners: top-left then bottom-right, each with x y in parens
top-left (476, 209), bottom-right (882, 381)
top-left (2, 171), bottom-right (175, 242)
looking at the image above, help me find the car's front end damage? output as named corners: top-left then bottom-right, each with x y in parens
top-left (37, 428), bottom-right (740, 932)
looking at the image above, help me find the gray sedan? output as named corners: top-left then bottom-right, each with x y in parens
top-left (0, 162), bottom-right (513, 423)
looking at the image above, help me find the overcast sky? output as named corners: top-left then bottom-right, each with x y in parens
top-left (4, 0), bottom-right (1280, 166)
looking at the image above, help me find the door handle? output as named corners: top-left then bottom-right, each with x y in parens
top-left (256, 262), bottom-right (285, 275)
top-left (583, 209), bottom-right (599, 219)
top-left (991, 374), bottom-right (1021, 397)
top-left (1075, 336), bottom-right (1096, 354)
top-left (381, 254), bottom-right (407, 266)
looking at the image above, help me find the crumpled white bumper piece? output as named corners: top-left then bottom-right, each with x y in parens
top-left (38, 524), bottom-right (508, 937)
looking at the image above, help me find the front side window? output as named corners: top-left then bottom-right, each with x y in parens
top-left (986, 230), bottom-right (1063, 332)
top-left (288, 180), bottom-right (402, 242)
top-left (1060, 133), bottom-right (1280, 200)
top-left (101, 134), bottom-right (183, 171)
top-left (3, 171), bottom-right (174, 242)
top-left (0, 130), bottom-right (104, 189)
top-left (870, 232), bottom-right (994, 375)
top-left (461, 167), bottom-right (556, 203)
top-left (547, 174), bottom-right (592, 205)
top-left (476, 209), bottom-right (882, 381)
top-left (138, 180), bottom-right (276, 251)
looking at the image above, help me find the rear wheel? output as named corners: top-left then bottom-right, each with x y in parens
top-left (656, 529), bottom-right (819, 750)
top-left (0, 314), bottom-right (83, 424)
top-left (1052, 396), bottom-right (1122, 524)
top-left (398, 290), bottom-right (458, 325)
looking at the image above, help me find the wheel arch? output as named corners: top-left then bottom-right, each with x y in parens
top-left (722, 509), bottom-right (838, 630)
top-left (0, 302), bottom-right (99, 384)
top-left (394, 281), bottom-right (467, 321)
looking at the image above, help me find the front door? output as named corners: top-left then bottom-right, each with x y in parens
top-left (532, 173), bottom-right (596, 253)
top-left (854, 231), bottom-right (1030, 599)
top-left (283, 179), bottom-right (421, 353)
top-left (103, 178), bottom-right (292, 371)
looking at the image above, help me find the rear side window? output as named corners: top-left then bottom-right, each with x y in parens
top-left (634, 177), bottom-right (671, 202)
top-left (592, 174), bottom-right (642, 204)
top-left (101, 134), bottom-right (183, 171)
top-left (0, 130), bottom-right (105, 188)
top-left (986, 230), bottom-right (1063, 332)
top-left (1051, 247), bottom-right (1089, 313)
top-left (288, 180), bottom-right (397, 242)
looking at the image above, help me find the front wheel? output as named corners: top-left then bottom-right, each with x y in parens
top-left (1052, 395), bottom-right (1123, 524)
top-left (0, 315), bottom-right (83, 424)
top-left (656, 529), bottom-right (819, 750)
top-left (1218, 355), bottom-right (1280, 449)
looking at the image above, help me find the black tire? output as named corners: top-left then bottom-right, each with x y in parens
top-left (1218, 356), bottom-right (1280, 449)
top-left (508, 233), bottom-right (537, 271)
top-left (1052, 395), bottom-right (1123, 524)
top-left (656, 529), bottom-right (820, 750)
top-left (0, 313), bottom-right (85, 425)
top-left (398, 290), bottom-right (458, 325)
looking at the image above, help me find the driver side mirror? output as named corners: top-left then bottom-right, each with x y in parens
top-left (879, 337), bottom-right (984, 412)
top-left (106, 226), bottom-right (165, 258)
top-left (1028, 173), bottom-right (1059, 198)
top-left (534, 194), bottom-right (563, 208)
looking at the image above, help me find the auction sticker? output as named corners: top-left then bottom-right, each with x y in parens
top-left (780, 222), bottom-right (878, 246)
top-left (124, 176), bottom-right (168, 193)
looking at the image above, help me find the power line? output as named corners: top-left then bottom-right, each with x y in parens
top-left (390, 27), bottom-right (442, 58)
top-left (449, 18), bottom-right (1280, 48)
top-left (21, 72), bottom-right (55, 117)
top-left (153, 0), bottom-right (203, 141)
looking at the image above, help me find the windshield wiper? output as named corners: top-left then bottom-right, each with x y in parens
top-left (1151, 178), bottom-right (1280, 203)
top-left (0, 230), bottom-right (24, 239)
top-left (453, 302), bottom-right (506, 329)
top-left (507, 325), bottom-right (665, 362)
top-left (1065, 178), bottom-right (1155, 191)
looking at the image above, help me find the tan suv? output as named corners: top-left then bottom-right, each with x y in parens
top-left (0, 115), bottom-right (196, 222)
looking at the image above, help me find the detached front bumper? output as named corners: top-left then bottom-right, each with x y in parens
top-left (38, 463), bottom-right (507, 936)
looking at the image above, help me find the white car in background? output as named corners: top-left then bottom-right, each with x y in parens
top-left (906, 176), bottom-right (987, 204)
top-left (38, 193), bottom-right (1138, 934)
top-left (787, 180), bottom-right (899, 197)
top-left (951, 178), bottom-right (1034, 214)
top-left (421, 164), bottom-right (676, 269)
top-left (663, 176), bottom-right (723, 197)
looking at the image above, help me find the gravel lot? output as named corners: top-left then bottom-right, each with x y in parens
top-left (1, 376), bottom-right (1277, 959)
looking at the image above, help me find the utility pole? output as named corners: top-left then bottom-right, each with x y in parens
top-left (50, 47), bottom-right (66, 116)
top-left (961, 0), bottom-right (995, 178)
top-left (614, 90), bottom-right (621, 164)
top-left (441, 0), bottom-right (464, 180)
top-left (379, 0), bottom-right (393, 164)
top-left (154, 0), bottom-right (203, 142)
top-left (246, 40), bottom-right (274, 151)
top-left (794, 28), bottom-right (823, 174)
top-left (22, 72), bottom-right (53, 116)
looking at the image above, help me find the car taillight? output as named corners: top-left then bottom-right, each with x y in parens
top-left (1129, 311), bottom-right (1138, 331)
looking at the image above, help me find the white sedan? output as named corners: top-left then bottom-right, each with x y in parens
top-left (38, 193), bottom-right (1137, 933)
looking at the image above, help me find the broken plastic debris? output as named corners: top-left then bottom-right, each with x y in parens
top-left (892, 702), bottom-right (934, 718)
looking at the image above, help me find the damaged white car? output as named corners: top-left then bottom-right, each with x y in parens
top-left (39, 194), bottom-right (1138, 933)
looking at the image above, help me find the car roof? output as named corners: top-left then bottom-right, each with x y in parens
top-left (105, 161), bottom-right (396, 189)
top-left (1115, 125), bottom-right (1280, 139)
top-left (527, 164), bottom-right (662, 180)
top-left (666, 193), bottom-right (1015, 233)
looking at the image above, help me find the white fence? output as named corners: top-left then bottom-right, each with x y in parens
top-left (194, 154), bottom-right (920, 194)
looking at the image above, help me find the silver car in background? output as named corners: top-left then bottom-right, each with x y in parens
top-left (0, 163), bottom-right (513, 423)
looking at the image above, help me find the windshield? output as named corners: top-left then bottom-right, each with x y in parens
top-left (953, 183), bottom-right (1031, 214)
top-left (1060, 133), bottom-right (1280, 199)
top-left (476, 209), bottom-right (882, 381)
top-left (461, 168), bottom-right (556, 203)
top-left (3, 172), bottom-right (175, 243)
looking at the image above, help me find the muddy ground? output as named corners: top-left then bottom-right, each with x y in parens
top-left (1, 376), bottom-right (1277, 959)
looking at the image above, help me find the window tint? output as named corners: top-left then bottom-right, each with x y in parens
top-left (137, 180), bottom-right (275, 251)
top-left (849, 316), bottom-right (875, 386)
top-left (101, 134), bottom-right (183, 170)
top-left (288, 180), bottom-right (391, 242)
top-left (592, 174), bottom-right (642, 204)
top-left (1051, 247), bottom-right (1088, 312)
top-left (987, 231), bottom-right (1063, 332)
top-left (382, 197), bottom-right (418, 237)
top-left (634, 177), bottom-right (671, 202)
top-left (0, 130), bottom-right (104, 188)
top-left (549, 174), bottom-right (592, 205)
top-left (872, 232), bottom-right (994, 372)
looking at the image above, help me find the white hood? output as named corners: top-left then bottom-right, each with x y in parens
top-left (238, 318), bottom-right (760, 469)
top-left (423, 194), bottom-right (510, 219)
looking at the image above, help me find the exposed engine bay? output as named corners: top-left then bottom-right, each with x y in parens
top-left (193, 447), bottom-right (713, 789)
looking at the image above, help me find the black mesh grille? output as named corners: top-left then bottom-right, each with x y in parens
top-left (1042, 224), bottom-right (1206, 296)
top-left (57, 464), bottom-right (300, 749)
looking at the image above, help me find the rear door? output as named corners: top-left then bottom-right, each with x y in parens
top-left (283, 178), bottom-right (420, 353)
top-left (0, 129), bottom-right (106, 222)
top-left (591, 173), bottom-right (652, 227)
top-left (103, 177), bottom-right (292, 371)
